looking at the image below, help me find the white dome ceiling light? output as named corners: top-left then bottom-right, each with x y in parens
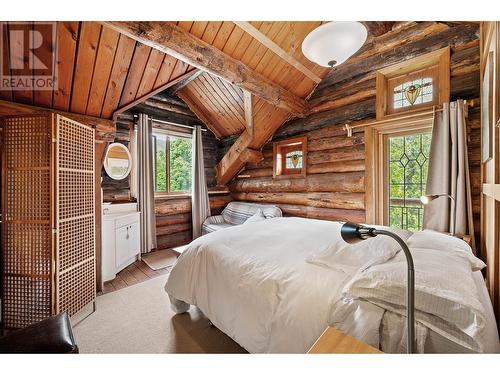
top-left (302, 21), bottom-right (368, 68)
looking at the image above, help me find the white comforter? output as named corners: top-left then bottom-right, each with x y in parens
top-left (164, 217), bottom-right (498, 353)
top-left (165, 217), bottom-right (350, 353)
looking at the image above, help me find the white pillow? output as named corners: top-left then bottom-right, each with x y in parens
top-left (407, 230), bottom-right (485, 271)
top-left (244, 208), bottom-right (266, 224)
top-left (307, 225), bottom-right (413, 274)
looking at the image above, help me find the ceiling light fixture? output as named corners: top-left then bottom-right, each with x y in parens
top-left (301, 21), bottom-right (368, 68)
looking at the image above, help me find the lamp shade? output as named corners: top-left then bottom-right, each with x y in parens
top-left (301, 21), bottom-right (367, 68)
top-left (420, 195), bottom-right (436, 205)
top-left (340, 222), bottom-right (365, 244)
top-left (420, 194), bottom-right (453, 205)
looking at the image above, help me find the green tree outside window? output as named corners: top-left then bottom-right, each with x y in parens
top-left (388, 132), bottom-right (431, 231)
top-left (153, 132), bottom-right (192, 193)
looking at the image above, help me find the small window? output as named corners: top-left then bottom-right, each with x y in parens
top-left (376, 47), bottom-right (450, 120)
top-left (153, 130), bottom-right (192, 194)
top-left (273, 136), bottom-right (307, 178)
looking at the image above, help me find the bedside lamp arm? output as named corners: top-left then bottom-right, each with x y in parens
top-left (373, 229), bottom-right (416, 354)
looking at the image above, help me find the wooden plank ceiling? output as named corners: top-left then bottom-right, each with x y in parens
top-left (0, 21), bottom-right (194, 119)
top-left (175, 21), bottom-right (332, 139)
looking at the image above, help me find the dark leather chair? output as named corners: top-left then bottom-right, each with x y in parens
top-left (0, 312), bottom-right (78, 353)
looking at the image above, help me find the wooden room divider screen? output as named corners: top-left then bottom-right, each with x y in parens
top-left (1, 114), bottom-right (95, 330)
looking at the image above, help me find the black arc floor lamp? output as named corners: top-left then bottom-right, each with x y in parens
top-left (340, 222), bottom-right (416, 354)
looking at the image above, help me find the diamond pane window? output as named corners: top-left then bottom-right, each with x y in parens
top-left (393, 77), bottom-right (433, 109)
top-left (285, 150), bottom-right (303, 169)
top-left (388, 132), bottom-right (431, 231)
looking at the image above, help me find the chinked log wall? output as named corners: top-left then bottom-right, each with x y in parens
top-left (226, 22), bottom-right (482, 240)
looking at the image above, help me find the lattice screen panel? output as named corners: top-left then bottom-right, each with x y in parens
top-left (1, 114), bottom-right (96, 330)
top-left (55, 115), bottom-right (95, 316)
top-left (1, 115), bottom-right (54, 329)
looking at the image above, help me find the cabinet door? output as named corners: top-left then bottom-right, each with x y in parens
top-left (115, 226), bottom-right (130, 268)
top-left (128, 222), bottom-right (140, 258)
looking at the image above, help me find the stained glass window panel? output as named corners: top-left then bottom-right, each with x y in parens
top-left (393, 77), bottom-right (433, 109)
top-left (388, 132), bottom-right (431, 231)
top-left (285, 150), bottom-right (302, 169)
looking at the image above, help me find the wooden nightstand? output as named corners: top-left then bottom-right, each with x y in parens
top-left (308, 327), bottom-right (382, 354)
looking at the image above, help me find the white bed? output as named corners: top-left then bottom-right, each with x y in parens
top-left (164, 217), bottom-right (499, 353)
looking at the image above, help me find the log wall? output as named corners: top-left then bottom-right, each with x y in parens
top-left (226, 22), bottom-right (482, 241)
top-left (155, 193), bottom-right (231, 249)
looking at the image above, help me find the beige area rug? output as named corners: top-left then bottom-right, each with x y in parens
top-left (73, 275), bottom-right (246, 353)
top-left (142, 249), bottom-right (178, 271)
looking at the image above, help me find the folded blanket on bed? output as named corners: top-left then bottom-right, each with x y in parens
top-left (336, 246), bottom-right (487, 352)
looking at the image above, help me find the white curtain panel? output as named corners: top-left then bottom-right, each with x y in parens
top-left (137, 114), bottom-right (157, 253)
top-left (423, 100), bottom-right (475, 249)
top-left (191, 125), bottom-right (211, 239)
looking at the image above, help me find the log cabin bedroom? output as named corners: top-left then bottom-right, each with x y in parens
top-left (2, 1), bottom-right (500, 371)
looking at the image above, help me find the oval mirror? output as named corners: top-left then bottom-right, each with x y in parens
top-left (104, 143), bottom-right (132, 180)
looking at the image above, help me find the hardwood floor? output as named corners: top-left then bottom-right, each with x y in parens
top-left (102, 259), bottom-right (172, 294)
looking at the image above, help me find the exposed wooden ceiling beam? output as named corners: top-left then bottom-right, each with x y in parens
top-left (243, 91), bottom-right (254, 137)
top-left (362, 22), bottom-right (396, 37)
top-left (216, 131), bottom-right (253, 186)
top-left (102, 22), bottom-right (307, 117)
top-left (216, 106), bottom-right (287, 185)
top-left (233, 21), bottom-right (322, 84)
top-left (112, 68), bottom-right (200, 120)
top-left (143, 98), bottom-right (194, 117)
top-left (164, 69), bottom-right (204, 96)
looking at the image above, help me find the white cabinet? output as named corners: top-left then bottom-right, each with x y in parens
top-left (102, 204), bottom-right (141, 282)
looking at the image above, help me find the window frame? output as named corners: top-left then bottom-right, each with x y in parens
top-left (375, 47), bottom-right (450, 120)
top-left (272, 136), bottom-right (307, 179)
top-left (152, 127), bottom-right (193, 197)
top-left (365, 112), bottom-right (434, 226)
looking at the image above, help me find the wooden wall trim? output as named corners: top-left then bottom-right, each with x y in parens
top-left (483, 183), bottom-right (500, 200)
top-left (479, 21), bottom-right (500, 323)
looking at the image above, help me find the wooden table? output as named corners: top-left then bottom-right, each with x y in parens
top-left (308, 327), bottom-right (382, 354)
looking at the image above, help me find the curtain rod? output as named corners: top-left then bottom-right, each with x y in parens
top-left (343, 100), bottom-right (476, 137)
top-left (133, 114), bottom-right (207, 132)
